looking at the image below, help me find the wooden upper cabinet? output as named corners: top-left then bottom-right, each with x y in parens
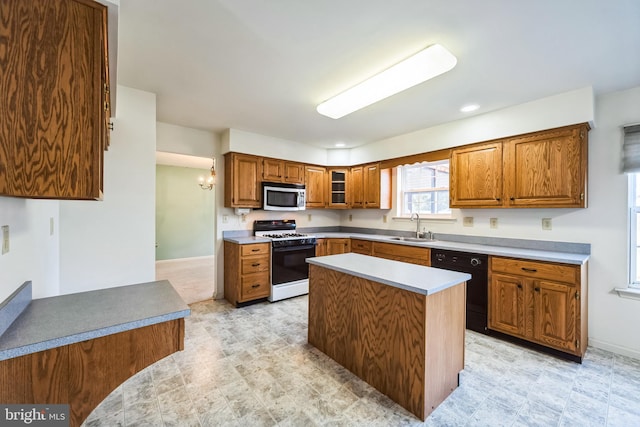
top-left (328, 168), bottom-right (349, 208)
top-left (350, 166), bottom-right (364, 208)
top-left (449, 123), bottom-right (589, 209)
top-left (305, 165), bottom-right (327, 208)
top-left (262, 158), bottom-right (305, 184)
top-left (350, 163), bottom-right (391, 209)
top-left (0, 0), bottom-right (109, 199)
top-left (224, 153), bottom-right (262, 208)
top-left (504, 123), bottom-right (588, 208)
top-left (450, 142), bottom-right (503, 208)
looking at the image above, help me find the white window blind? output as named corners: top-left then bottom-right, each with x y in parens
top-left (623, 124), bottom-right (640, 173)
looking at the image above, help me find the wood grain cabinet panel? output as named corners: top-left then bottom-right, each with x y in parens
top-left (325, 238), bottom-right (350, 255)
top-left (0, 0), bottom-right (110, 199)
top-left (305, 165), bottom-right (327, 208)
top-left (224, 241), bottom-right (271, 305)
top-left (224, 153), bottom-right (262, 208)
top-left (262, 158), bottom-right (305, 184)
top-left (350, 239), bottom-right (372, 255)
top-left (449, 123), bottom-right (589, 209)
top-left (488, 256), bottom-right (586, 359)
top-left (373, 242), bottom-right (430, 266)
top-left (450, 142), bottom-right (503, 208)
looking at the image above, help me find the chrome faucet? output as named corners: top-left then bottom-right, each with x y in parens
top-left (410, 213), bottom-right (421, 238)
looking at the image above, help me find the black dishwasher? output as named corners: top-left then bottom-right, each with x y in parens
top-left (431, 249), bottom-right (489, 334)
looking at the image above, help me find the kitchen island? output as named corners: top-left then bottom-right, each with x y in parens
top-left (307, 253), bottom-right (471, 420)
top-left (0, 280), bottom-right (190, 427)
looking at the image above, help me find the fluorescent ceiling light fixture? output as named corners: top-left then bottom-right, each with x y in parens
top-left (335, 142), bottom-right (346, 147)
top-left (460, 104), bottom-right (479, 113)
top-left (317, 44), bottom-right (457, 119)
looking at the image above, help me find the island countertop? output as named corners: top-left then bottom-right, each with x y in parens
top-left (307, 253), bottom-right (471, 295)
top-left (0, 280), bottom-right (191, 361)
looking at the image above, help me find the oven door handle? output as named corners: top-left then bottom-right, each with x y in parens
top-left (272, 244), bottom-right (317, 253)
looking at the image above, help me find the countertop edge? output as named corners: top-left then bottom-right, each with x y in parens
top-left (0, 308), bottom-right (190, 362)
top-left (307, 254), bottom-right (471, 296)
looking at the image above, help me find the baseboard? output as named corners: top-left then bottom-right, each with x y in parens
top-left (588, 338), bottom-right (640, 360)
top-left (156, 255), bottom-right (214, 264)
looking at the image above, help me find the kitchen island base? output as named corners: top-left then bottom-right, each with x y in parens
top-left (307, 263), bottom-right (466, 420)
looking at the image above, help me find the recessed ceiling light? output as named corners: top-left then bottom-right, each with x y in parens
top-left (335, 142), bottom-right (346, 148)
top-left (317, 44), bottom-right (457, 119)
top-left (460, 104), bottom-right (479, 113)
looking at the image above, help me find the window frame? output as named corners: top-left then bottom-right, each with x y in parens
top-left (395, 160), bottom-right (452, 219)
top-left (630, 174), bottom-right (640, 288)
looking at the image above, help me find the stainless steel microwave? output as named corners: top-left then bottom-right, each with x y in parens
top-left (262, 182), bottom-right (306, 211)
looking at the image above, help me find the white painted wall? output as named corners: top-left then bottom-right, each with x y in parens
top-left (58, 86), bottom-right (157, 294)
top-left (223, 128), bottom-right (327, 164)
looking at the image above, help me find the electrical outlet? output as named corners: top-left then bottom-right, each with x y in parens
top-left (490, 218), bottom-right (498, 229)
top-left (348, 214), bottom-right (353, 222)
top-left (383, 215), bottom-right (388, 223)
top-left (463, 217), bottom-right (474, 227)
top-left (308, 214), bottom-right (312, 221)
top-left (222, 215), bottom-right (229, 224)
top-left (542, 218), bottom-right (552, 230)
top-left (50, 217), bottom-right (55, 236)
top-left (2, 225), bottom-right (9, 254)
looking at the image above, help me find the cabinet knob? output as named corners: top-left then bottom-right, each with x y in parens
top-left (510, 197), bottom-right (515, 201)
top-left (251, 284), bottom-right (260, 288)
top-left (521, 267), bottom-right (537, 273)
top-left (496, 198), bottom-right (501, 201)
top-left (517, 284), bottom-right (523, 289)
top-left (251, 248), bottom-right (260, 252)
top-left (251, 263), bottom-right (260, 267)
top-left (534, 287), bottom-right (540, 292)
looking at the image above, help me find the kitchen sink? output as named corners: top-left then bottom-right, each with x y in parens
top-left (389, 236), bottom-right (436, 242)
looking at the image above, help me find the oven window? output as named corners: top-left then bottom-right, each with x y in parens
top-left (272, 245), bottom-right (316, 285)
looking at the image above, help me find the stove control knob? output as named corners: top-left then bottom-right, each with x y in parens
top-left (470, 258), bottom-right (482, 267)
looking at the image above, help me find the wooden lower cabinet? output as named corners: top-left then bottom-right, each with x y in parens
top-left (316, 238), bottom-right (351, 256)
top-left (351, 239), bottom-right (373, 255)
top-left (224, 241), bottom-right (271, 306)
top-left (0, 320), bottom-right (184, 427)
top-left (372, 241), bottom-right (430, 266)
top-left (488, 256), bottom-right (587, 358)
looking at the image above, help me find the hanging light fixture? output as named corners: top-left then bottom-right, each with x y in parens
top-left (198, 157), bottom-right (216, 190)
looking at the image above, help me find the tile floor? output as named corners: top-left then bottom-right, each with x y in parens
top-left (84, 295), bottom-right (640, 426)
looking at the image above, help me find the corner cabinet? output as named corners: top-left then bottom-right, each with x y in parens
top-left (488, 256), bottom-right (587, 359)
top-left (449, 123), bottom-right (589, 209)
top-left (224, 153), bottom-right (262, 208)
top-left (224, 242), bottom-right (271, 306)
top-left (0, 0), bottom-right (110, 199)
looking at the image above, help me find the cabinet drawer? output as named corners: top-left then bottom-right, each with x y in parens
top-left (351, 239), bottom-right (372, 255)
top-left (373, 242), bottom-right (430, 262)
top-left (241, 255), bottom-right (269, 274)
top-left (240, 272), bottom-right (270, 300)
top-left (241, 243), bottom-right (270, 256)
top-left (491, 257), bottom-right (578, 284)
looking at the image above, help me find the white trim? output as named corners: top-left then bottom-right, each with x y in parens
top-left (155, 255), bottom-right (214, 264)
top-left (614, 286), bottom-right (640, 300)
top-left (588, 338), bottom-right (640, 360)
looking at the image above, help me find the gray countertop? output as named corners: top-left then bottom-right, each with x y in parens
top-left (224, 232), bottom-right (589, 265)
top-left (307, 253), bottom-right (471, 296)
top-left (0, 280), bottom-right (191, 361)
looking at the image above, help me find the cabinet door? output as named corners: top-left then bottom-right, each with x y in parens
top-left (283, 162), bottom-right (305, 184)
top-left (225, 153), bottom-right (261, 207)
top-left (315, 239), bottom-right (327, 257)
top-left (350, 166), bottom-right (364, 208)
top-left (326, 239), bottom-right (350, 255)
top-left (328, 168), bottom-right (349, 208)
top-left (305, 166), bottom-right (327, 208)
top-left (363, 163), bottom-right (381, 208)
top-left (350, 239), bottom-right (372, 255)
top-left (532, 280), bottom-right (577, 352)
top-left (263, 158), bottom-right (284, 182)
top-left (0, 0), bottom-right (108, 199)
top-left (503, 124), bottom-right (588, 208)
top-left (488, 273), bottom-right (525, 337)
top-left (450, 142), bottom-right (503, 208)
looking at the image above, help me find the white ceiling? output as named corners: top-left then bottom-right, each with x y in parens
top-left (118, 0), bottom-right (640, 150)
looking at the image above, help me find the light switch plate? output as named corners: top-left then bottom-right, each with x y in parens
top-left (2, 225), bottom-right (9, 254)
top-left (463, 217), bottom-right (474, 227)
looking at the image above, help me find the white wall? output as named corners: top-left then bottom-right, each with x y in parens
top-left (58, 86), bottom-right (157, 294)
top-left (0, 198), bottom-right (60, 301)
